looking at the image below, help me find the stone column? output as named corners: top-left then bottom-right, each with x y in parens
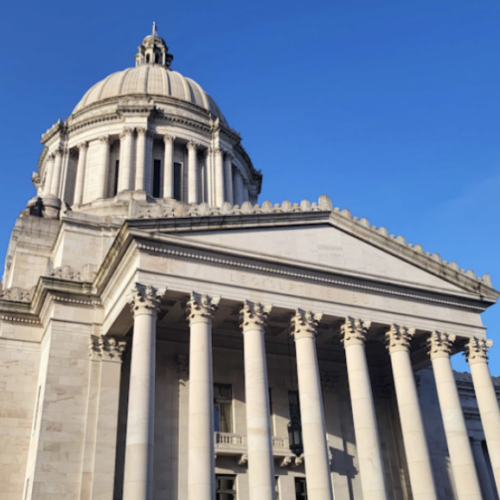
top-left (145, 132), bottom-right (154, 195)
top-left (465, 337), bottom-right (500, 494)
top-left (214, 147), bottom-right (225, 207)
top-left (234, 170), bottom-right (244, 206)
top-left (118, 128), bottom-right (134, 192)
top-left (240, 301), bottom-right (275, 500)
top-left (44, 153), bottom-right (55, 196)
top-left (163, 134), bottom-right (175, 199)
top-left (73, 142), bottom-right (88, 205)
top-left (50, 147), bottom-right (63, 197)
top-left (186, 292), bottom-right (220, 500)
top-left (470, 438), bottom-right (497, 500)
top-left (96, 136), bottom-right (110, 199)
top-left (187, 141), bottom-right (199, 204)
top-left (428, 331), bottom-right (482, 500)
top-left (291, 309), bottom-right (333, 500)
top-left (123, 284), bottom-right (165, 500)
top-left (224, 152), bottom-right (234, 205)
top-left (341, 317), bottom-right (387, 500)
top-left (135, 128), bottom-right (147, 191)
top-left (386, 325), bottom-right (437, 500)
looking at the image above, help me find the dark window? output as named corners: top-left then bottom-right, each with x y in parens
top-left (214, 384), bottom-right (232, 433)
top-left (216, 475), bottom-right (236, 500)
top-left (295, 478), bottom-right (307, 499)
top-left (275, 477), bottom-right (280, 500)
top-left (146, 54), bottom-right (150, 63)
top-left (113, 160), bottom-right (119, 196)
top-left (173, 162), bottom-right (182, 201)
top-left (153, 159), bottom-right (161, 198)
top-left (288, 391), bottom-right (303, 456)
top-left (155, 53), bottom-right (159, 64)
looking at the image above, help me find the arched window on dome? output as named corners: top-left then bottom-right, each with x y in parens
top-left (154, 53), bottom-right (159, 64)
top-left (146, 54), bottom-right (150, 63)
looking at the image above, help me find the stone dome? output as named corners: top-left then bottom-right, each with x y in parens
top-left (73, 65), bottom-right (227, 124)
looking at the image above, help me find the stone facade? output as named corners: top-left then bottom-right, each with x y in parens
top-left (1, 25), bottom-right (500, 500)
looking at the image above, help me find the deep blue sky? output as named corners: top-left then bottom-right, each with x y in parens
top-left (1, 1), bottom-right (499, 374)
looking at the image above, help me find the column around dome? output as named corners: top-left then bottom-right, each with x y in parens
top-left (163, 134), bottom-right (175, 199)
top-left (224, 151), bottom-right (234, 205)
top-left (118, 128), bottom-right (135, 193)
top-left (214, 147), bottom-right (225, 207)
top-left (187, 141), bottom-right (199, 204)
top-left (145, 131), bottom-right (153, 196)
top-left (43, 153), bottom-right (55, 197)
top-left (135, 129), bottom-right (147, 192)
top-left (50, 147), bottom-right (63, 197)
top-left (74, 142), bottom-right (89, 205)
top-left (96, 136), bottom-right (110, 200)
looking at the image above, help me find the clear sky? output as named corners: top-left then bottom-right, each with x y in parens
top-left (0, 1), bottom-right (499, 374)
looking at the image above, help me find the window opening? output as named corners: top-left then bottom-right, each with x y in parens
top-left (214, 384), bottom-right (232, 433)
top-left (146, 54), bottom-right (150, 63)
top-left (288, 390), bottom-right (303, 456)
top-left (153, 159), bottom-right (161, 198)
top-left (295, 478), bottom-right (307, 499)
top-left (173, 162), bottom-right (182, 201)
top-left (113, 160), bottom-right (119, 196)
top-left (216, 475), bottom-right (236, 500)
top-left (155, 53), bottom-right (159, 64)
top-left (275, 477), bottom-right (280, 500)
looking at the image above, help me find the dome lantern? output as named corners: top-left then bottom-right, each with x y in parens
top-left (135, 22), bottom-right (173, 69)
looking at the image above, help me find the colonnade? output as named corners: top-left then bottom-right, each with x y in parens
top-left (121, 283), bottom-right (500, 500)
top-left (45, 129), bottom-right (250, 206)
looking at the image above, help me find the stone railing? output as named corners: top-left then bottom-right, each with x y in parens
top-left (272, 436), bottom-right (290, 449)
top-left (214, 432), bottom-right (246, 447)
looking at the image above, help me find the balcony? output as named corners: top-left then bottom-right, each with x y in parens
top-left (214, 432), bottom-right (292, 459)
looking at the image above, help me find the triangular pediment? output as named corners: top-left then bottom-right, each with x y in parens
top-left (172, 223), bottom-right (472, 296)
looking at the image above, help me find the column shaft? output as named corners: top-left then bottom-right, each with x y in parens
top-left (74, 143), bottom-right (88, 205)
top-left (123, 285), bottom-right (163, 500)
top-left (224, 153), bottom-right (234, 205)
top-left (118, 129), bottom-right (134, 192)
top-left (187, 293), bottom-right (219, 500)
top-left (429, 332), bottom-right (482, 500)
top-left (234, 170), bottom-right (244, 206)
top-left (242, 302), bottom-right (275, 500)
top-left (135, 129), bottom-right (147, 191)
top-left (387, 326), bottom-right (437, 500)
top-left (215, 148), bottom-right (225, 207)
top-left (342, 318), bottom-right (387, 500)
top-left (50, 149), bottom-right (63, 196)
top-left (187, 142), bottom-right (198, 204)
top-left (163, 135), bottom-right (175, 198)
top-left (466, 337), bottom-right (500, 494)
top-left (96, 136), bottom-right (110, 199)
top-left (145, 132), bottom-right (153, 195)
top-left (44, 154), bottom-right (55, 196)
top-left (292, 310), bottom-right (333, 500)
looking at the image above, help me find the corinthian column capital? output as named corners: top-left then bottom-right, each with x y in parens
top-left (386, 324), bottom-right (415, 353)
top-left (76, 141), bottom-right (89, 150)
top-left (98, 135), bottom-right (110, 144)
top-left (136, 127), bottom-right (148, 136)
top-left (464, 337), bottom-right (493, 365)
top-left (240, 300), bottom-right (272, 331)
top-left (341, 317), bottom-right (371, 346)
top-left (291, 309), bottom-right (322, 340)
top-left (89, 336), bottom-right (127, 362)
top-left (187, 140), bottom-right (199, 151)
top-left (120, 127), bottom-right (135, 138)
top-left (129, 283), bottom-right (165, 316)
top-left (427, 331), bottom-right (456, 359)
top-left (186, 292), bottom-right (220, 324)
top-left (163, 134), bottom-right (176, 144)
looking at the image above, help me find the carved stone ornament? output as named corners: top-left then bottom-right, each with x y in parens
top-left (340, 317), bottom-right (372, 347)
top-left (120, 127), bottom-right (134, 138)
top-left (240, 301), bottom-right (272, 332)
top-left (129, 283), bottom-right (166, 316)
top-left (186, 292), bottom-right (220, 324)
top-left (89, 335), bottom-right (127, 362)
top-left (464, 337), bottom-right (493, 365)
top-left (136, 127), bottom-right (148, 136)
top-left (319, 371), bottom-right (339, 391)
top-left (77, 141), bottom-right (89, 150)
top-left (427, 331), bottom-right (456, 359)
top-left (163, 134), bottom-right (176, 144)
top-left (291, 309), bottom-right (322, 340)
top-left (187, 140), bottom-right (199, 151)
top-left (386, 324), bottom-right (415, 353)
top-left (46, 261), bottom-right (98, 282)
top-left (1, 286), bottom-right (33, 303)
top-left (98, 135), bottom-right (110, 143)
top-left (176, 354), bottom-right (189, 374)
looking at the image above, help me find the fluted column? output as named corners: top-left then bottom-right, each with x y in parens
top-left (135, 128), bottom-right (147, 191)
top-left (50, 148), bottom-right (63, 197)
top-left (214, 147), bottom-right (225, 207)
top-left (341, 317), bottom-right (387, 500)
top-left (428, 332), bottom-right (482, 500)
top-left (291, 310), bottom-right (333, 500)
top-left (123, 284), bottom-right (165, 500)
top-left (118, 128), bottom-right (135, 192)
top-left (187, 293), bottom-right (220, 500)
top-left (187, 141), bottom-right (199, 204)
top-left (44, 153), bottom-right (55, 196)
top-left (224, 152), bottom-right (234, 205)
top-left (465, 337), bottom-right (500, 494)
top-left (96, 136), bottom-right (110, 199)
top-left (386, 325), bottom-right (437, 500)
top-left (73, 142), bottom-right (88, 205)
top-left (241, 301), bottom-right (275, 500)
top-left (163, 134), bottom-right (175, 198)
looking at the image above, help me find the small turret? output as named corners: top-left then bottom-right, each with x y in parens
top-left (135, 22), bottom-right (174, 69)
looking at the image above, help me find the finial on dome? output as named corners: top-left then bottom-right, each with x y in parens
top-left (135, 23), bottom-right (174, 69)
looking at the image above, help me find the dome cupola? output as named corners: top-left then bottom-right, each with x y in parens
top-left (34, 25), bottom-right (262, 219)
